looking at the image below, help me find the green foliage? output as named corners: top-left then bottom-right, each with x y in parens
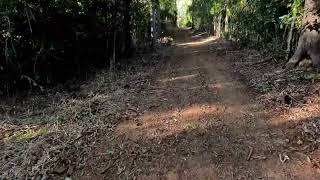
top-left (4, 127), bottom-right (48, 142)
top-left (188, 0), bottom-right (215, 29)
top-left (279, 0), bottom-right (304, 29)
top-left (229, 0), bottom-right (288, 44)
top-left (210, 0), bottom-right (223, 16)
top-left (132, 0), bottom-right (152, 39)
top-left (177, 0), bottom-right (193, 27)
top-left (177, 0), bottom-right (304, 55)
top-left (160, 0), bottom-right (177, 25)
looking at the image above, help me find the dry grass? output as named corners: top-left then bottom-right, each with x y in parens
top-left (225, 48), bottom-right (320, 109)
top-left (0, 51), bottom-right (162, 179)
top-left (0, 81), bottom-right (110, 178)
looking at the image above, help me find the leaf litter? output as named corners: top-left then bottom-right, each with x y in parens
top-left (225, 46), bottom-right (320, 170)
top-left (0, 51), bottom-right (162, 179)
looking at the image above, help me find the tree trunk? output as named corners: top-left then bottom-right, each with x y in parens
top-left (150, 0), bottom-right (160, 48)
top-left (303, 0), bottom-right (320, 25)
top-left (285, 15), bottom-right (296, 61)
top-left (215, 14), bottom-right (222, 37)
top-left (191, 15), bottom-right (195, 29)
top-left (223, 0), bottom-right (229, 34)
top-left (110, 31), bottom-right (116, 73)
top-left (123, 0), bottom-right (133, 57)
top-left (110, 0), bottom-right (117, 73)
top-left (224, 11), bottom-right (229, 33)
top-left (286, 0), bottom-right (320, 69)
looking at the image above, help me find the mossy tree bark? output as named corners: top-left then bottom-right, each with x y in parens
top-left (286, 0), bottom-right (320, 69)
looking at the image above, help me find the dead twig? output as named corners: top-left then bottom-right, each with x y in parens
top-left (251, 155), bottom-right (267, 160)
top-left (247, 146), bottom-right (253, 161)
top-left (279, 153), bottom-right (290, 163)
top-left (101, 155), bottom-right (120, 174)
top-left (100, 163), bottom-right (113, 174)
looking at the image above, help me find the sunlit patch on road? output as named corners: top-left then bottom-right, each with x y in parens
top-left (177, 36), bottom-right (218, 47)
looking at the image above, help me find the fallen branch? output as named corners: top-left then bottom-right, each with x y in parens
top-left (250, 57), bottom-right (273, 66)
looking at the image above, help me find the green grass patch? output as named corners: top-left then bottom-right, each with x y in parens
top-left (4, 127), bottom-right (49, 143)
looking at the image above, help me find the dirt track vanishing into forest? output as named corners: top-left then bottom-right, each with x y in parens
top-left (74, 29), bottom-right (320, 179)
top-left (2, 28), bottom-right (320, 179)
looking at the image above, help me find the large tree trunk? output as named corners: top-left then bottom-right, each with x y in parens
top-left (286, 0), bottom-right (320, 69)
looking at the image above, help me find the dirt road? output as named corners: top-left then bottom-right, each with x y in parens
top-left (78, 29), bottom-right (320, 179)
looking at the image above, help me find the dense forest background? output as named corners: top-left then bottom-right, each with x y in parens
top-left (178, 0), bottom-right (304, 55)
top-left (0, 0), bottom-right (307, 94)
